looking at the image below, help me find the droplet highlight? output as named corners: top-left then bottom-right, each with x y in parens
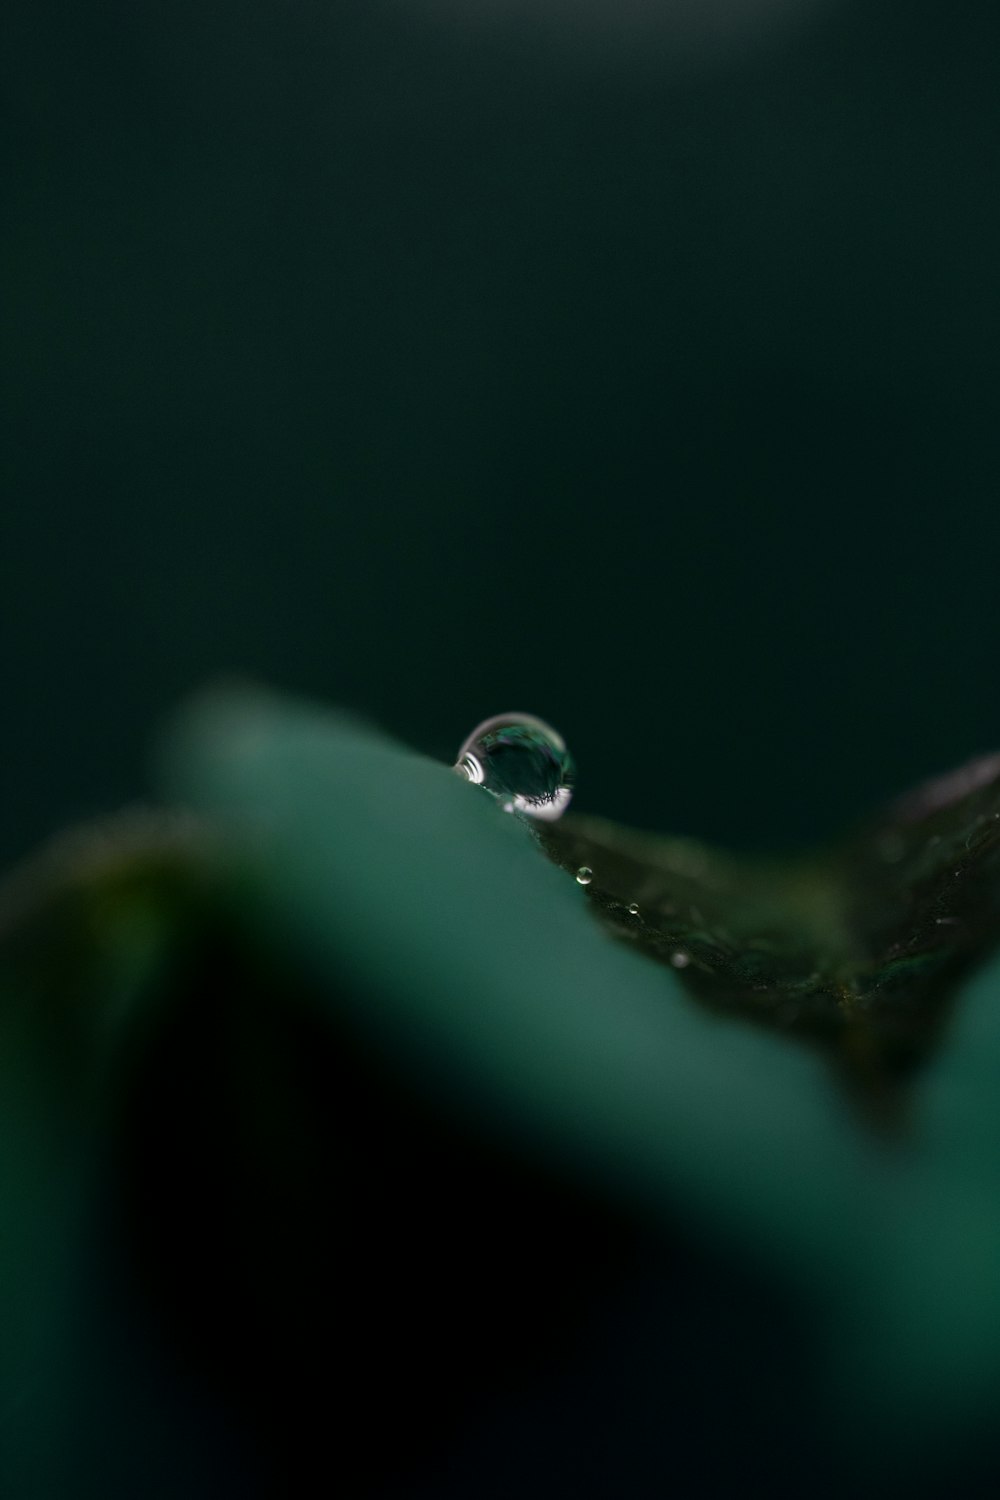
top-left (454, 712), bottom-right (575, 821)
top-left (576, 866), bottom-right (593, 886)
top-left (627, 903), bottom-right (640, 916)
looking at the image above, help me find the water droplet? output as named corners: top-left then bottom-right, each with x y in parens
top-left (454, 712), bottom-right (574, 821)
top-left (575, 866), bottom-right (593, 885)
top-left (627, 902), bottom-right (640, 916)
top-left (670, 950), bottom-right (691, 969)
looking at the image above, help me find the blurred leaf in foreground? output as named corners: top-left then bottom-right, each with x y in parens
top-left (4, 689), bottom-right (1000, 1494)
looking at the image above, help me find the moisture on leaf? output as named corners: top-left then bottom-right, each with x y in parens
top-left (538, 752), bottom-right (1000, 1116)
top-left (6, 690), bottom-right (1000, 1491)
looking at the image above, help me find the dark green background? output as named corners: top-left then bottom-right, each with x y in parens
top-left (3, 0), bottom-right (999, 867)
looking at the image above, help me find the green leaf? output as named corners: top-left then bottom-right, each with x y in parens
top-left (158, 689), bottom-right (863, 1263)
top-left (7, 687), bottom-right (1000, 1486)
top-left (157, 688), bottom-right (1000, 1462)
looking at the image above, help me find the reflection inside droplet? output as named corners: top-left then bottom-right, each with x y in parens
top-left (454, 712), bottom-right (575, 821)
top-left (576, 866), bottom-right (593, 885)
top-left (627, 903), bottom-right (640, 916)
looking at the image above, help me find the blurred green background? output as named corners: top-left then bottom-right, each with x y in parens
top-left (3, 0), bottom-right (999, 866)
top-left (5, 8), bottom-right (1000, 1494)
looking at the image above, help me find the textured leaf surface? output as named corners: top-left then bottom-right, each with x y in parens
top-left (539, 753), bottom-right (1000, 1113)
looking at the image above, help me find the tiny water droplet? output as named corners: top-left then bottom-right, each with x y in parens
top-left (670, 950), bottom-right (691, 969)
top-left (454, 712), bottom-right (574, 821)
top-left (576, 866), bottom-right (593, 885)
top-left (627, 902), bottom-right (640, 916)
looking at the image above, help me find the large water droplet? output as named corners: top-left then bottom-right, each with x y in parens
top-left (575, 866), bottom-right (593, 885)
top-left (454, 712), bottom-right (575, 821)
